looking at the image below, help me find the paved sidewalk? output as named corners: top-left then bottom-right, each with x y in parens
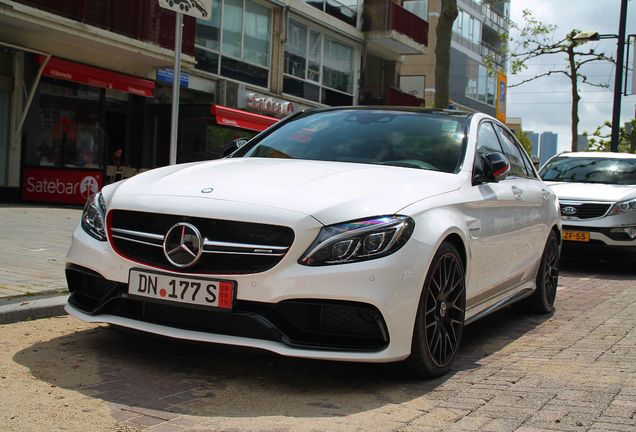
top-left (0, 204), bottom-right (80, 299)
top-left (0, 262), bottom-right (634, 432)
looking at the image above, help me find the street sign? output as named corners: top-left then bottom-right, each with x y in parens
top-left (158, 0), bottom-right (212, 20)
top-left (157, 68), bottom-right (189, 88)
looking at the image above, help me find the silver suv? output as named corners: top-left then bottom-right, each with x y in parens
top-left (539, 152), bottom-right (636, 253)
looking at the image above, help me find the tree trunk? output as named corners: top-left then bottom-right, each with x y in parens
top-left (434, 0), bottom-right (459, 108)
top-left (568, 46), bottom-right (580, 152)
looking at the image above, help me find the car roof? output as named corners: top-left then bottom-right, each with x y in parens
top-left (555, 151), bottom-right (636, 159)
top-left (304, 105), bottom-right (474, 119)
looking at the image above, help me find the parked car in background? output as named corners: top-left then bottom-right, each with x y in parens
top-left (539, 152), bottom-right (636, 255)
top-left (66, 107), bottom-right (561, 378)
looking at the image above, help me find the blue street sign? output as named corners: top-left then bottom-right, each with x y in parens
top-left (156, 68), bottom-right (189, 88)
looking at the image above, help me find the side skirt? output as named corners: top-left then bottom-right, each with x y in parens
top-left (465, 287), bottom-right (534, 325)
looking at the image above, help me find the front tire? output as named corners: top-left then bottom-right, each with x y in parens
top-left (399, 242), bottom-right (466, 378)
top-left (519, 230), bottom-right (560, 314)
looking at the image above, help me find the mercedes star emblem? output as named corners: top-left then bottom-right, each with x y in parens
top-left (163, 222), bottom-right (204, 268)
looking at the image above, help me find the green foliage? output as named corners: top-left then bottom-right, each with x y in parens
top-left (586, 119), bottom-right (636, 153)
top-left (515, 130), bottom-right (534, 156)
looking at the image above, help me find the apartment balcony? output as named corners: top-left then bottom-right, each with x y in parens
top-left (359, 87), bottom-right (425, 107)
top-left (363, 0), bottom-right (428, 60)
top-left (10, 0), bottom-right (195, 55)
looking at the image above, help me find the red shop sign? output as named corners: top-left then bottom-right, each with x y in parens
top-left (22, 167), bottom-right (103, 205)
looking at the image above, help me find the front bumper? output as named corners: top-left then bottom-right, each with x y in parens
top-left (562, 223), bottom-right (636, 248)
top-left (65, 224), bottom-right (434, 362)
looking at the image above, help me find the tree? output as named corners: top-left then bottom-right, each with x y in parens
top-left (586, 119), bottom-right (636, 153)
top-left (434, 0), bottom-right (458, 108)
top-left (491, 10), bottom-right (613, 152)
top-left (515, 130), bottom-right (533, 156)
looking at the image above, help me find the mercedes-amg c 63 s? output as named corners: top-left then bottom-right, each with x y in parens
top-left (66, 107), bottom-right (561, 378)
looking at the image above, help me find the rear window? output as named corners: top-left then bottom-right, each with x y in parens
top-left (236, 109), bottom-right (469, 173)
top-left (539, 156), bottom-right (636, 185)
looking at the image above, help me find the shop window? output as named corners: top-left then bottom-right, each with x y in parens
top-left (24, 79), bottom-right (106, 169)
top-left (283, 19), bottom-right (356, 105)
top-left (0, 88), bottom-right (9, 185)
top-left (195, 0), bottom-right (271, 88)
top-left (221, 57), bottom-right (268, 88)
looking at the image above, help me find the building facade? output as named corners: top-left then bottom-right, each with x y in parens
top-left (0, 0), bottom-right (430, 204)
top-left (401, 0), bottom-right (509, 117)
top-left (539, 131), bottom-right (558, 167)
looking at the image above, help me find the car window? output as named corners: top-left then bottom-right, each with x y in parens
top-left (494, 124), bottom-right (535, 178)
top-left (239, 110), bottom-right (469, 173)
top-left (539, 156), bottom-right (636, 185)
top-left (476, 122), bottom-right (503, 155)
top-left (474, 122), bottom-right (504, 180)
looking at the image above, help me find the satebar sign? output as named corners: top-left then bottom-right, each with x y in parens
top-left (22, 167), bottom-right (103, 205)
top-left (245, 93), bottom-right (294, 117)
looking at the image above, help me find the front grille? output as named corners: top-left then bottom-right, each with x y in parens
top-left (560, 202), bottom-right (611, 219)
top-left (66, 265), bottom-right (389, 351)
top-left (108, 210), bottom-right (294, 274)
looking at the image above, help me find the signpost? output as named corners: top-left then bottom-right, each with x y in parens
top-left (157, 0), bottom-right (212, 165)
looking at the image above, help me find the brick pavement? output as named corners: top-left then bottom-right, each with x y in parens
top-left (1, 258), bottom-right (634, 431)
top-left (1, 204), bottom-right (635, 431)
top-left (0, 204), bottom-right (81, 298)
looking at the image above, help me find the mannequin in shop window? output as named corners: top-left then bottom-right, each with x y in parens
top-left (111, 147), bottom-right (123, 181)
top-left (52, 114), bottom-right (77, 167)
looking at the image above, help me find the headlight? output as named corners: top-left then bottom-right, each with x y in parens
top-left (81, 192), bottom-right (107, 241)
top-left (609, 198), bottom-right (636, 215)
top-left (299, 215), bottom-right (414, 266)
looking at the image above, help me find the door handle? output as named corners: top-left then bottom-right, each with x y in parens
top-left (512, 186), bottom-right (523, 200)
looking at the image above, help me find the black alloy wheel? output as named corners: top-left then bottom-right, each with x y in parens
top-left (519, 230), bottom-right (560, 314)
top-left (398, 242), bottom-right (466, 378)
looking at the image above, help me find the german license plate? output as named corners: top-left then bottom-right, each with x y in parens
top-left (562, 230), bottom-right (590, 242)
top-left (128, 269), bottom-right (235, 310)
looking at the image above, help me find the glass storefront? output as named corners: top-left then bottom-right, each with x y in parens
top-left (23, 78), bottom-right (106, 169)
top-left (149, 104), bottom-right (259, 164)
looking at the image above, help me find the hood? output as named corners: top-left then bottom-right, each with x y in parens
top-left (108, 158), bottom-right (461, 224)
top-left (545, 181), bottom-right (636, 203)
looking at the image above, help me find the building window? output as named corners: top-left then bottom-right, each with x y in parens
top-left (304, 0), bottom-right (358, 27)
top-left (402, 0), bottom-right (428, 21)
top-left (283, 19), bottom-right (355, 106)
top-left (453, 10), bottom-right (481, 46)
top-left (195, 0), bottom-right (271, 88)
top-left (466, 59), bottom-right (495, 106)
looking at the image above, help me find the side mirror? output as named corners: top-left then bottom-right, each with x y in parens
top-left (482, 152), bottom-right (511, 182)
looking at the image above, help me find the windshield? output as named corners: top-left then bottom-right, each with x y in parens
top-left (236, 109), bottom-right (468, 173)
top-left (539, 156), bottom-right (636, 185)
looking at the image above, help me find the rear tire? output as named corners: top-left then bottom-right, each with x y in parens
top-left (397, 242), bottom-right (466, 379)
top-left (518, 230), bottom-right (559, 314)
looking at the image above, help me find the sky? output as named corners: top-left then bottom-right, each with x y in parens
top-left (507, 0), bottom-right (636, 151)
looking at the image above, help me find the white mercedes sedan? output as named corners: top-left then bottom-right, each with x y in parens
top-left (66, 107), bottom-right (561, 378)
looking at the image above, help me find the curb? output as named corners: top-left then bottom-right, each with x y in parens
top-left (0, 294), bottom-right (69, 324)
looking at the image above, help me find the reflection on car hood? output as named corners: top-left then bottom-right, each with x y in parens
top-left (545, 181), bottom-right (636, 203)
top-left (110, 158), bottom-right (461, 224)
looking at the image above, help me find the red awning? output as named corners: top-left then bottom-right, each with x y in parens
top-left (36, 55), bottom-right (155, 97)
top-left (211, 104), bottom-right (279, 132)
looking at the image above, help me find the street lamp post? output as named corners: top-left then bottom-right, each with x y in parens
top-left (611, 0), bottom-right (629, 153)
top-left (573, 0), bottom-right (629, 153)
